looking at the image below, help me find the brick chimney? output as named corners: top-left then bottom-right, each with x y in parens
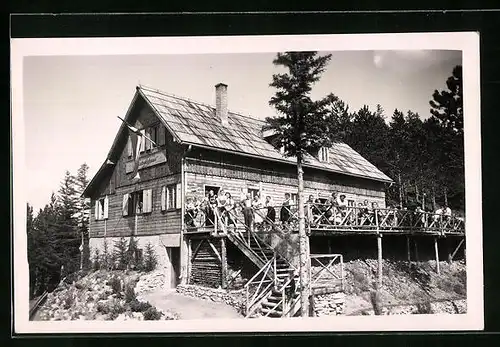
top-left (215, 83), bottom-right (228, 126)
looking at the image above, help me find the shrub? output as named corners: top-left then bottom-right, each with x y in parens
top-left (416, 301), bottom-right (434, 314)
top-left (63, 290), bottom-right (75, 309)
top-left (114, 237), bottom-right (130, 270)
top-left (102, 239), bottom-right (113, 270)
top-left (130, 299), bottom-right (152, 312)
top-left (97, 299), bottom-right (126, 319)
top-left (143, 306), bottom-right (163, 320)
top-left (127, 237), bottom-right (141, 270)
top-left (108, 276), bottom-right (123, 295)
top-left (92, 249), bottom-right (101, 271)
top-left (143, 242), bottom-right (158, 272)
top-left (124, 282), bottom-right (136, 303)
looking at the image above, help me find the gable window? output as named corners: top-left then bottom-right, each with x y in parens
top-left (95, 196), bottom-right (109, 220)
top-left (126, 124), bottom-right (166, 158)
top-left (123, 189), bottom-right (153, 216)
top-left (319, 147), bottom-right (329, 162)
top-left (161, 184), bottom-right (182, 211)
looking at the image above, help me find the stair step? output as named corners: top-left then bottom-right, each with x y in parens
top-left (261, 308), bottom-right (283, 317)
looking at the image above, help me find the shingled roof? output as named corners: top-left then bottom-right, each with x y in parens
top-left (138, 85), bottom-right (392, 183)
top-left (83, 85), bottom-right (392, 197)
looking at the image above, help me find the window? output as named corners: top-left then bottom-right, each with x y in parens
top-left (161, 184), bottom-right (182, 211)
top-left (348, 199), bottom-right (355, 207)
top-left (123, 189), bottom-right (152, 216)
top-left (95, 196), bottom-right (109, 220)
top-left (319, 147), bottom-right (329, 162)
top-left (248, 188), bottom-right (260, 199)
top-left (291, 193), bottom-right (298, 204)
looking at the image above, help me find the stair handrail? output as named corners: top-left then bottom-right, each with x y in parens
top-left (244, 257), bottom-right (276, 317)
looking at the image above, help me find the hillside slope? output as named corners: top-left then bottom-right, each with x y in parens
top-left (342, 259), bottom-right (466, 315)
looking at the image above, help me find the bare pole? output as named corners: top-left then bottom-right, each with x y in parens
top-left (434, 237), bottom-right (440, 274)
top-left (406, 235), bottom-right (411, 266)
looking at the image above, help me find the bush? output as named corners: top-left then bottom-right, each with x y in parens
top-left (97, 299), bottom-right (126, 319)
top-left (124, 282), bottom-right (136, 303)
top-left (108, 276), bottom-right (123, 295)
top-left (130, 299), bottom-right (152, 312)
top-left (143, 306), bottom-right (163, 320)
top-left (114, 237), bottom-right (130, 270)
top-left (143, 242), bottom-right (158, 272)
top-left (416, 301), bottom-right (434, 314)
top-left (92, 249), bottom-right (101, 271)
top-left (63, 290), bottom-right (75, 309)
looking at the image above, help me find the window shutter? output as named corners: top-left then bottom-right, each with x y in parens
top-left (143, 189), bottom-right (152, 213)
top-left (175, 183), bottom-right (182, 209)
top-left (145, 128), bottom-right (152, 151)
top-left (161, 186), bottom-right (166, 211)
top-left (158, 125), bottom-right (165, 146)
top-left (127, 136), bottom-right (133, 157)
top-left (95, 200), bottom-right (99, 220)
top-left (139, 129), bottom-right (145, 152)
top-left (122, 194), bottom-right (129, 216)
top-left (104, 196), bottom-right (109, 219)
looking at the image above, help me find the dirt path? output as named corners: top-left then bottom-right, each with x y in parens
top-left (141, 290), bottom-right (243, 320)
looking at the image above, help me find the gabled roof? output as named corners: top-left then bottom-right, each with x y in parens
top-left (83, 85), bottom-right (392, 197)
top-left (138, 85), bottom-right (392, 183)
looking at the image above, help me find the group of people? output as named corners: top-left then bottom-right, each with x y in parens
top-left (184, 188), bottom-right (457, 232)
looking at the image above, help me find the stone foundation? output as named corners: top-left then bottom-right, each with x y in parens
top-left (176, 284), bottom-right (245, 314)
top-left (313, 292), bottom-right (346, 316)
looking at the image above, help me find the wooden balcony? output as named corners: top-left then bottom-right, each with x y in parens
top-left (184, 203), bottom-right (465, 237)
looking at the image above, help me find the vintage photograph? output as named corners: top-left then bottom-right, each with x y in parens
top-left (12, 33), bottom-right (482, 332)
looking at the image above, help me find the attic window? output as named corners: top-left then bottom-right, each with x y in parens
top-left (319, 147), bottom-right (329, 162)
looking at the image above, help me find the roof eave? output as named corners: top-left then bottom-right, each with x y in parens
top-left (182, 141), bottom-right (393, 184)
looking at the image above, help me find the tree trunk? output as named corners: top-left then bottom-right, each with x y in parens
top-left (443, 187), bottom-right (448, 206)
top-left (431, 186), bottom-right (437, 211)
top-left (297, 155), bottom-right (309, 317)
top-left (398, 172), bottom-right (403, 209)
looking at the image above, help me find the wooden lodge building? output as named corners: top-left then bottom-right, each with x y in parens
top-left (83, 84), bottom-right (465, 317)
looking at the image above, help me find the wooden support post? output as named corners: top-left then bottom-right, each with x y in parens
top-left (377, 234), bottom-right (383, 289)
top-left (434, 237), bottom-right (440, 274)
top-left (406, 235), bottom-right (411, 266)
top-left (327, 239), bottom-right (332, 254)
top-left (221, 237), bottom-right (228, 289)
top-left (449, 239), bottom-right (465, 262)
top-left (414, 238), bottom-right (419, 263)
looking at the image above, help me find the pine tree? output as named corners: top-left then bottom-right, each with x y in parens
top-left (74, 163), bottom-right (91, 270)
top-left (56, 171), bottom-right (81, 275)
top-left (430, 65), bottom-right (463, 135)
top-left (264, 51), bottom-right (333, 316)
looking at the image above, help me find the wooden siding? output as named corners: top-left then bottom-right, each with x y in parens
top-left (189, 238), bottom-right (222, 288)
top-left (89, 176), bottom-right (182, 238)
top-left (89, 100), bottom-right (185, 239)
top-left (185, 155), bottom-right (386, 208)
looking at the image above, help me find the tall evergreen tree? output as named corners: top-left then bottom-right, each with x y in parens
top-left (264, 51), bottom-right (333, 316)
top-left (430, 65), bottom-right (463, 135)
top-left (74, 163), bottom-right (91, 270)
top-left (57, 170), bottom-right (81, 275)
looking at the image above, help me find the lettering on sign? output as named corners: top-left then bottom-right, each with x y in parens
top-left (125, 150), bottom-right (167, 173)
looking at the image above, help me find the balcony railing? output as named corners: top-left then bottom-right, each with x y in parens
top-left (184, 202), bottom-right (465, 235)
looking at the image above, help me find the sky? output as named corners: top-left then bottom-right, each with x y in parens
top-left (22, 50), bottom-right (462, 213)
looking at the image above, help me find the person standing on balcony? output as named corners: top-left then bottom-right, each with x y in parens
top-left (326, 192), bottom-right (338, 224)
top-left (185, 197), bottom-right (197, 228)
top-left (241, 192), bottom-right (253, 232)
top-left (336, 194), bottom-right (348, 223)
top-left (265, 195), bottom-right (276, 228)
top-left (443, 204), bottom-right (452, 222)
top-left (224, 192), bottom-right (236, 232)
top-left (217, 189), bottom-right (227, 226)
top-left (252, 192), bottom-right (265, 230)
top-left (280, 193), bottom-right (292, 229)
top-left (204, 189), bottom-right (217, 227)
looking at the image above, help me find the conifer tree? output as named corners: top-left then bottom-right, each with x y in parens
top-left (264, 51), bottom-right (333, 316)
